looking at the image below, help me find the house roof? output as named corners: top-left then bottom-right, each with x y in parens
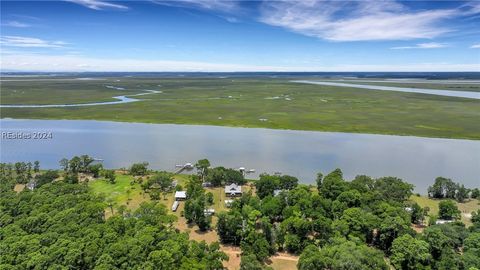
top-left (225, 183), bottom-right (242, 194)
top-left (175, 191), bottom-right (187, 198)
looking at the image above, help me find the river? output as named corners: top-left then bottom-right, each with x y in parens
top-left (1, 119), bottom-right (479, 193)
top-left (292, 80), bottom-right (480, 100)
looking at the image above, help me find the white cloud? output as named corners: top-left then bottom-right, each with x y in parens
top-left (65, 0), bottom-right (129, 10)
top-left (471, 43), bottom-right (480, 48)
top-left (1, 53), bottom-right (478, 72)
top-left (1, 21), bottom-right (31, 28)
top-left (460, 1), bottom-right (480, 15)
top-left (150, 0), bottom-right (239, 12)
top-left (260, 0), bottom-right (457, 41)
top-left (391, 42), bottom-right (448, 50)
top-left (0, 36), bottom-right (68, 48)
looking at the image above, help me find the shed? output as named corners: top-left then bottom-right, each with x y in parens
top-left (204, 208), bottom-right (215, 216)
top-left (436, 219), bottom-right (454, 225)
top-left (175, 191), bottom-right (187, 200)
top-left (172, 201), bottom-right (179, 212)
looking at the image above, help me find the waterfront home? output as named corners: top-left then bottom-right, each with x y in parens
top-left (175, 191), bottom-right (187, 200)
top-left (225, 183), bottom-right (242, 197)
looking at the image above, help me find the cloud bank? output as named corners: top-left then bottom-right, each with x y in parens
top-left (65, 0), bottom-right (129, 10)
top-left (2, 53), bottom-right (478, 72)
top-left (259, 0), bottom-right (458, 41)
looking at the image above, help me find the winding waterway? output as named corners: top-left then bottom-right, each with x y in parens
top-left (0, 90), bottom-right (161, 108)
top-left (1, 119), bottom-right (478, 193)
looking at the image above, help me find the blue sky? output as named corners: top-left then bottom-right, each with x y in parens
top-left (1, 0), bottom-right (479, 71)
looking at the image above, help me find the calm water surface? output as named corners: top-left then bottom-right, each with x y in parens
top-left (1, 119), bottom-right (479, 193)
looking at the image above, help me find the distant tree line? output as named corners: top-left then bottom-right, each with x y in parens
top-left (428, 177), bottom-right (478, 203)
top-left (194, 158), bottom-right (246, 186)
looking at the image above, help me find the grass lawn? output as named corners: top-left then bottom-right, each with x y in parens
top-left (2, 77), bottom-right (479, 139)
top-left (410, 195), bottom-right (480, 226)
top-left (267, 255), bottom-right (299, 270)
top-left (88, 173), bottom-right (297, 269)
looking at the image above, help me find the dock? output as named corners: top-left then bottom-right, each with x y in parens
top-left (174, 162), bottom-right (193, 174)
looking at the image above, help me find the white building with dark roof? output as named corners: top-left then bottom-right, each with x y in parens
top-left (225, 183), bottom-right (242, 197)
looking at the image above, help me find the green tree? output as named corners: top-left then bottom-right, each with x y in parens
top-left (59, 158), bottom-right (69, 172)
top-left (87, 163), bottom-right (103, 178)
top-left (315, 172), bottom-right (323, 192)
top-left (206, 192), bottom-right (214, 205)
top-left (438, 200), bottom-right (460, 220)
top-left (144, 250), bottom-right (175, 270)
top-left (374, 177), bottom-right (413, 202)
top-left (410, 203), bottom-right (426, 225)
top-left (195, 159), bottom-right (210, 180)
top-left (279, 175), bottom-right (298, 190)
top-left (255, 174), bottom-right (279, 199)
top-left (33, 161), bottom-right (40, 173)
top-left (320, 168), bottom-right (347, 200)
top-left (298, 240), bottom-right (388, 270)
top-left (225, 168), bottom-right (246, 185)
top-left (455, 184), bottom-right (469, 203)
top-left (284, 234), bottom-right (302, 253)
top-left (390, 234), bottom-right (431, 270)
top-left (240, 254), bottom-right (264, 270)
top-left (471, 188), bottom-right (480, 199)
top-left (217, 211), bottom-right (243, 245)
top-left (464, 232), bottom-right (480, 269)
top-left (103, 169), bottom-right (116, 184)
top-left (35, 170), bottom-right (59, 188)
top-left (129, 162), bottom-right (149, 176)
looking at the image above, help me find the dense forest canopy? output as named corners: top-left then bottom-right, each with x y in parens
top-left (1, 157), bottom-right (479, 270)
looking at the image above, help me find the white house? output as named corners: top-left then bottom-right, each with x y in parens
top-left (175, 191), bottom-right (187, 201)
top-left (225, 183), bottom-right (242, 197)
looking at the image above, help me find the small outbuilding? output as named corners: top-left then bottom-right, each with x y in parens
top-left (436, 219), bottom-right (454, 225)
top-left (225, 183), bottom-right (242, 197)
top-left (175, 191), bottom-right (187, 201)
top-left (204, 208), bottom-right (215, 216)
top-left (172, 201), bottom-right (180, 212)
top-left (26, 180), bottom-right (37, 191)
